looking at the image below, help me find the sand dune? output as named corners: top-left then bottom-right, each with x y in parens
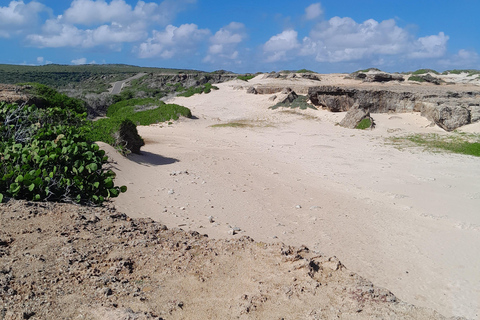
top-left (107, 75), bottom-right (480, 319)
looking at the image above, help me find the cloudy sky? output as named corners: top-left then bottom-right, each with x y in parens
top-left (1, 0), bottom-right (479, 73)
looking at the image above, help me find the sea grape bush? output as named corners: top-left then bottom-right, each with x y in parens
top-left (0, 101), bottom-right (126, 204)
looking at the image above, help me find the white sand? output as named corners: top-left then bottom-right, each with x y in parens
top-left (104, 77), bottom-right (480, 319)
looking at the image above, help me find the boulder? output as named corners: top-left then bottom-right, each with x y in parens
top-left (339, 103), bottom-right (375, 129)
top-left (421, 74), bottom-right (443, 85)
top-left (279, 91), bottom-right (298, 104)
top-left (365, 73), bottom-right (404, 83)
top-left (300, 73), bottom-right (321, 81)
top-left (433, 105), bottom-right (470, 131)
top-left (246, 87), bottom-right (257, 94)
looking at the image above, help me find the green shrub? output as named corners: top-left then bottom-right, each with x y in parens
top-left (411, 69), bottom-right (439, 75)
top-left (178, 83), bottom-right (218, 97)
top-left (355, 118), bottom-right (372, 130)
top-left (296, 69), bottom-right (315, 73)
top-left (0, 102), bottom-right (126, 204)
top-left (408, 75), bottom-right (426, 82)
top-left (21, 83), bottom-right (87, 114)
top-left (237, 75), bottom-right (255, 81)
top-left (87, 100), bottom-right (192, 151)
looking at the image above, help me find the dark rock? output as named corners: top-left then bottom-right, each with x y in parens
top-left (421, 74), bottom-right (443, 85)
top-left (246, 87), bottom-right (257, 94)
top-left (280, 91), bottom-right (298, 104)
top-left (354, 72), bottom-right (404, 82)
top-left (300, 73), bottom-right (321, 81)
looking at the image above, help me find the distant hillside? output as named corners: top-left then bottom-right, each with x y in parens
top-left (0, 64), bottom-right (204, 89)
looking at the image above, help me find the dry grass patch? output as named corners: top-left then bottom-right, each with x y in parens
top-left (210, 119), bottom-right (274, 128)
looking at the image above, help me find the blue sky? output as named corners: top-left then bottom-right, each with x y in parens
top-left (0, 0), bottom-right (479, 73)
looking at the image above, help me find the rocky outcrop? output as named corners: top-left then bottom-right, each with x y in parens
top-left (247, 86), bottom-right (258, 94)
top-left (339, 103), bottom-right (375, 129)
top-left (355, 73), bottom-right (404, 83)
top-left (264, 72), bottom-right (321, 81)
top-left (420, 104), bottom-right (471, 131)
top-left (308, 86), bottom-right (480, 131)
top-left (409, 74), bottom-right (444, 85)
top-left (280, 91), bottom-right (298, 104)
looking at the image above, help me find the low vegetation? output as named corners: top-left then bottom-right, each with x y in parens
top-left (237, 75), bottom-right (255, 81)
top-left (177, 83), bottom-right (219, 97)
top-left (210, 119), bottom-right (272, 128)
top-left (87, 99), bottom-right (191, 148)
top-left (391, 133), bottom-right (480, 157)
top-left (407, 75), bottom-right (426, 83)
top-left (296, 69), bottom-right (315, 73)
top-left (355, 118), bottom-right (372, 130)
top-left (442, 69), bottom-right (480, 77)
top-left (0, 64), bottom-right (198, 89)
top-left (411, 69), bottom-right (439, 75)
top-left (0, 95), bottom-right (126, 204)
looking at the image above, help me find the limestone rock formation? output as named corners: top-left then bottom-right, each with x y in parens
top-left (280, 91), bottom-right (298, 104)
top-left (339, 103), bottom-right (375, 129)
top-left (308, 86), bottom-right (480, 130)
top-left (355, 73), bottom-right (404, 82)
top-left (247, 86), bottom-right (258, 94)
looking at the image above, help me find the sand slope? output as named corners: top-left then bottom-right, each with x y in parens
top-left (108, 76), bottom-right (480, 319)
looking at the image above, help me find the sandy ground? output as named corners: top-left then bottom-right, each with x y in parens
top-left (106, 76), bottom-right (480, 319)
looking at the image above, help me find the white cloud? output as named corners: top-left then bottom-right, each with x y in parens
top-left (26, 0), bottom-right (196, 49)
top-left (263, 30), bottom-right (300, 62)
top-left (204, 22), bottom-right (246, 63)
top-left (408, 32), bottom-right (449, 59)
top-left (136, 24), bottom-right (210, 59)
top-left (437, 49), bottom-right (479, 69)
top-left (307, 17), bottom-right (410, 62)
top-left (264, 12), bottom-right (458, 66)
top-left (27, 16), bottom-right (147, 48)
top-left (36, 56), bottom-right (44, 64)
top-left (71, 57), bottom-right (96, 65)
top-left (0, 1), bottom-right (49, 38)
top-left (62, 0), bottom-right (179, 26)
top-left (305, 3), bottom-right (323, 20)
top-left (71, 58), bottom-right (87, 65)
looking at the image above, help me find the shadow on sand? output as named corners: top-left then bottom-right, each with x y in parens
top-left (128, 151), bottom-right (179, 166)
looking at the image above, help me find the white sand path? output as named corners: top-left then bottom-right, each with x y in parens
top-left (105, 78), bottom-right (480, 319)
